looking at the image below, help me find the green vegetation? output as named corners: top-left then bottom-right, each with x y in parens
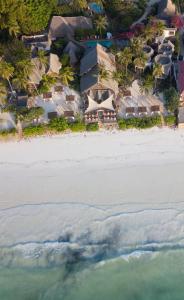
top-left (0, 0), bottom-right (57, 35)
top-left (48, 116), bottom-right (69, 132)
top-left (16, 107), bottom-right (44, 123)
top-left (69, 120), bottom-right (86, 132)
top-left (0, 128), bottom-right (16, 136)
top-left (164, 115), bottom-right (176, 126)
top-left (0, 40), bottom-right (32, 93)
top-left (23, 124), bottom-right (46, 137)
top-left (86, 122), bottom-right (99, 131)
top-left (94, 15), bottom-right (108, 37)
top-left (38, 75), bottom-right (57, 94)
top-left (164, 87), bottom-right (179, 113)
top-left (118, 116), bottom-right (162, 130)
top-left (75, 28), bottom-right (96, 40)
top-left (104, 0), bottom-right (146, 31)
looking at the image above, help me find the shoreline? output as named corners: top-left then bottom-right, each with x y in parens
top-left (0, 125), bottom-right (177, 144)
top-left (1, 127), bottom-right (184, 255)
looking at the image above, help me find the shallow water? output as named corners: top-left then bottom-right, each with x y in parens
top-left (1, 250), bottom-right (184, 300)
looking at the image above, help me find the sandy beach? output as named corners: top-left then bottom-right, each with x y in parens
top-left (0, 128), bottom-right (184, 260)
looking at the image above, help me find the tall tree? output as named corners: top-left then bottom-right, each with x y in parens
top-left (131, 37), bottom-right (143, 56)
top-left (0, 60), bottom-right (14, 94)
top-left (153, 63), bottom-right (163, 91)
top-left (98, 64), bottom-right (109, 81)
top-left (153, 63), bottom-right (163, 79)
top-left (37, 50), bottom-right (48, 69)
top-left (71, 0), bottom-right (88, 12)
top-left (0, 0), bottom-right (57, 35)
top-left (0, 0), bottom-right (26, 36)
top-left (111, 70), bottom-right (122, 85)
top-left (0, 81), bottom-right (7, 105)
top-left (139, 75), bottom-right (154, 95)
top-left (164, 87), bottom-right (179, 113)
top-left (134, 53), bottom-right (147, 72)
top-left (58, 66), bottom-right (74, 86)
top-left (117, 47), bottom-right (133, 74)
top-left (94, 15), bottom-right (108, 36)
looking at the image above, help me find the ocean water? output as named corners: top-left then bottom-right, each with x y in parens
top-left (1, 249), bottom-right (184, 300)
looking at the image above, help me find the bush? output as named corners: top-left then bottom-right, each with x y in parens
top-left (86, 123), bottom-right (99, 131)
top-left (69, 121), bottom-right (86, 132)
top-left (164, 115), bottom-right (176, 126)
top-left (23, 125), bottom-right (47, 137)
top-left (75, 28), bottom-right (96, 40)
top-left (0, 128), bottom-right (16, 137)
top-left (48, 117), bottom-right (69, 132)
top-left (164, 87), bottom-right (179, 113)
top-left (118, 116), bottom-right (162, 130)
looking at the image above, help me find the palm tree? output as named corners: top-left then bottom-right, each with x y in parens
top-left (134, 53), bottom-right (147, 72)
top-left (111, 70), bottom-right (122, 85)
top-left (58, 66), bottom-right (75, 86)
top-left (71, 0), bottom-right (88, 11)
top-left (131, 37), bottom-right (143, 56)
top-left (16, 59), bottom-right (34, 78)
top-left (153, 20), bottom-right (165, 37)
top-left (0, 81), bottom-right (7, 106)
top-left (94, 15), bottom-right (108, 37)
top-left (37, 50), bottom-right (48, 69)
top-left (153, 63), bottom-right (163, 78)
top-left (144, 25), bottom-right (154, 43)
top-left (139, 75), bottom-right (154, 95)
top-left (12, 73), bottom-right (28, 91)
top-left (117, 47), bottom-right (133, 74)
top-left (8, 19), bottom-right (20, 37)
top-left (119, 71), bottom-right (133, 90)
top-left (0, 60), bottom-right (14, 94)
top-left (153, 63), bottom-right (163, 91)
top-left (98, 64), bottom-right (109, 81)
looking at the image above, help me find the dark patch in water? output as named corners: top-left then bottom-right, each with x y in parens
top-left (58, 232), bottom-right (73, 243)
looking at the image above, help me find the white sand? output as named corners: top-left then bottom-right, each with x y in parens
top-left (0, 128), bottom-right (184, 258)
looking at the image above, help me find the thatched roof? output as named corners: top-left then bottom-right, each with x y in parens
top-left (29, 57), bottom-right (46, 85)
top-left (158, 0), bottom-right (176, 20)
top-left (63, 41), bottom-right (81, 65)
top-left (49, 16), bottom-right (93, 40)
top-left (29, 53), bottom-right (61, 85)
top-left (47, 53), bottom-right (61, 75)
top-left (80, 44), bottom-right (118, 95)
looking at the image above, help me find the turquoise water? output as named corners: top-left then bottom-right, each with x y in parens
top-left (89, 3), bottom-right (103, 14)
top-left (83, 40), bottom-right (113, 48)
top-left (1, 250), bottom-right (184, 300)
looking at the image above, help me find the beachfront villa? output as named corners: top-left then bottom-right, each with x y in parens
top-left (80, 44), bottom-right (118, 126)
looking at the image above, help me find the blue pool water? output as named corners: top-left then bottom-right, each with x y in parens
top-left (89, 2), bottom-right (103, 14)
top-left (83, 40), bottom-right (113, 48)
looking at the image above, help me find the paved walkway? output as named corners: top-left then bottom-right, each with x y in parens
top-left (132, 0), bottom-right (161, 26)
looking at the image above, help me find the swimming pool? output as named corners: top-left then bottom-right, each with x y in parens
top-left (83, 40), bottom-right (113, 48)
top-left (89, 2), bottom-right (103, 14)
